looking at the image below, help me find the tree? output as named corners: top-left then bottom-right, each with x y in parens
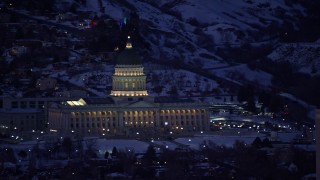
top-left (168, 85), bottom-right (178, 96)
top-left (246, 96), bottom-right (256, 113)
top-left (62, 137), bottom-right (73, 158)
top-left (143, 145), bottom-right (156, 165)
top-left (237, 85), bottom-right (254, 103)
top-left (111, 146), bottom-right (118, 158)
top-left (104, 151), bottom-right (109, 159)
top-left (152, 86), bottom-right (163, 95)
top-left (262, 138), bottom-right (272, 148)
top-left (251, 137), bottom-right (262, 148)
top-left (18, 150), bottom-right (27, 159)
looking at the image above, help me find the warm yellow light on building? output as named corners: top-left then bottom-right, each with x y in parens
top-left (66, 99), bottom-right (87, 106)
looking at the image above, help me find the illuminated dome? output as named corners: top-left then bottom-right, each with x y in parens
top-left (116, 36), bottom-right (142, 65)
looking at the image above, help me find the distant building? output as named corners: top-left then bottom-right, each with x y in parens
top-left (0, 97), bottom-right (76, 133)
top-left (0, 98), bottom-right (50, 133)
top-left (48, 37), bottom-right (210, 136)
top-left (0, 108), bottom-right (42, 132)
top-left (10, 46), bottom-right (29, 57)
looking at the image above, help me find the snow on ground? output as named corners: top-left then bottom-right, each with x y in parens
top-left (146, 68), bottom-right (219, 96)
top-left (276, 131), bottom-right (303, 142)
top-left (268, 43), bottom-right (320, 76)
top-left (210, 114), bottom-right (292, 127)
top-left (94, 139), bottom-right (149, 155)
top-left (0, 128), bottom-right (306, 161)
top-left (102, 0), bottom-right (125, 20)
top-left (175, 131), bottom-right (265, 150)
top-left (210, 64), bottom-right (273, 88)
top-left (170, 0), bottom-right (304, 28)
top-left (152, 140), bottom-right (178, 150)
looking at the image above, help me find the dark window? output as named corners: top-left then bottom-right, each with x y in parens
top-left (38, 101), bottom-right (45, 109)
top-left (30, 101), bottom-right (36, 108)
top-left (21, 101), bottom-right (27, 108)
top-left (12, 101), bottom-right (18, 108)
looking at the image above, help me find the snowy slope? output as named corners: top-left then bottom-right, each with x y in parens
top-left (268, 43), bottom-right (320, 76)
top-left (77, 0), bottom-right (306, 63)
top-left (51, 0), bottom-right (311, 94)
top-left (210, 64), bottom-right (273, 88)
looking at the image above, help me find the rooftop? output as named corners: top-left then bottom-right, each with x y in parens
top-left (154, 97), bottom-right (195, 103)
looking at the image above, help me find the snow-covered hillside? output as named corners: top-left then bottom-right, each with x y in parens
top-left (74, 0), bottom-right (306, 66)
top-left (268, 43), bottom-right (320, 76)
top-left (51, 0), bottom-right (318, 99)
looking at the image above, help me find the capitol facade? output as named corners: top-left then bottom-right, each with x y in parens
top-left (48, 38), bottom-right (210, 136)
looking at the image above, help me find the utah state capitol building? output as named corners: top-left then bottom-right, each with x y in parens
top-left (48, 38), bottom-right (210, 136)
